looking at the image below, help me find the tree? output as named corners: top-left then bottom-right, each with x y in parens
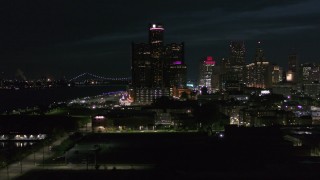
top-left (201, 86), bottom-right (208, 95)
top-left (180, 92), bottom-right (188, 100)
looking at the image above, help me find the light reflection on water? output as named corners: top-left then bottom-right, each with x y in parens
top-left (0, 141), bottom-right (36, 148)
top-left (15, 142), bottom-right (34, 147)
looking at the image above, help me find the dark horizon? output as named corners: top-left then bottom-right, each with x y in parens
top-left (1, 0), bottom-right (320, 80)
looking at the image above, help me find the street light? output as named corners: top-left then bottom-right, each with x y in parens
top-left (2, 161), bottom-right (9, 179)
top-left (2, 150), bottom-right (11, 179)
top-left (33, 150), bottom-right (36, 166)
top-left (19, 161), bottom-right (22, 174)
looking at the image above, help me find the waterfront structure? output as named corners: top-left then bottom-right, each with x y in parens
top-left (198, 56), bottom-right (215, 93)
top-left (131, 24), bottom-right (186, 103)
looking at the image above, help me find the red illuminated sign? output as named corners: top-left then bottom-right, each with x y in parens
top-left (205, 56), bottom-right (215, 65)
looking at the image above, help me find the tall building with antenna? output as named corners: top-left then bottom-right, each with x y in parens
top-left (131, 24), bottom-right (186, 103)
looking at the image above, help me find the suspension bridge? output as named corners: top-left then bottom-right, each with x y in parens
top-left (69, 72), bottom-right (131, 82)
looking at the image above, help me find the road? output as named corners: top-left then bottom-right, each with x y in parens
top-left (0, 135), bottom-right (68, 180)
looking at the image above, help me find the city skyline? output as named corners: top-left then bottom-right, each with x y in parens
top-left (1, 0), bottom-right (320, 79)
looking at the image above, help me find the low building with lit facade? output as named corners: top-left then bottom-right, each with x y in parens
top-left (219, 102), bottom-right (247, 125)
top-left (134, 87), bottom-right (171, 104)
top-left (92, 110), bottom-right (156, 131)
top-left (303, 82), bottom-right (320, 98)
top-left (92, 115), bottom-right (113, 132)
top-left (172, 86), bottom-right (192, 99)
top-left (224, 80), bottom-right (242, 91)
top-left (311, 106), bottom-right (320, 124)
top-left (239, 108), bottom-right (288, 127)
top-left (272, 82), bottom-right (294, 97)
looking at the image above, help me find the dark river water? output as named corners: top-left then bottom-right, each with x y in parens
top-left (0, 85), bottom-right (126, 150)
top-left (0, 85), bottom-right (126, 112)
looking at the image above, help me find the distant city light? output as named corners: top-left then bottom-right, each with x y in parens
top-left (187, 83), bottom-right (194, 88)
top-left (150, 27), bottom-right (164, 31)
top-left (260, 90), bottom-right (270, 96)
top-left (95, 116), bottom-right (105, 119)
top-left (219, 133), bottom-right (224, 138)
top-left (286, 71), bottom-right (293, 81)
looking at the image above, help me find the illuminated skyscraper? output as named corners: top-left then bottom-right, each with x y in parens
top-left (198, 56), bottom-right (215, 93)
top-left (229, 41), bottom-right (245, 81)
top-left (245, 42), bottom-right (272, 89)
top-left (168, 62), bottom-right (187, 88)
top-left (131, 24), bottom-right (186, 103)
top-left (221, 41), bottom-right (245, 81)
top-left (131, 43), bottom-right (152, 87)
top-left (221, 41), bottom-right (245, 91)
top-left (149, 24), bottom-right (164, 46)
top-left (163, 43), bottom-right (186, 87)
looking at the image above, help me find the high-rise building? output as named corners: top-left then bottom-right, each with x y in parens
top-left (131, 24), bottom-right (186, 103)
top-left (168, 61), bottom-right (187, 88)
top-left (288, 52), bottom-right (299, 83)
top-left (221, 41), bottom-right (245, 91)
top-left (245, 42), bottom-right (272, 89)
top-left (149, 24), bottom-right (164, 46)
top-left (198, 56), bottom-right (215, 93)
top-left (271, 64), bottom-right (283, 84)
top-left (131, 43), bottom-right (152, 87)
top-left (299, 63), bottom-right (320, 83)
top-left (211, 65), bottom-right (221, 92)
top-left (229, 41), bottom-right (246, 81)
top-left (163, 43), bottom-right (186, 87)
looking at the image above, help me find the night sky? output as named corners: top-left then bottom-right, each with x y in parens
top-left (1, 0), bottom-right (320, 80)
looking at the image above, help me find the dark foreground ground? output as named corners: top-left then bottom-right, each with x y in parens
top-left (17, 128), bottom-right (320, 180)
top-left (18, 167), bottom-right (320, 180)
